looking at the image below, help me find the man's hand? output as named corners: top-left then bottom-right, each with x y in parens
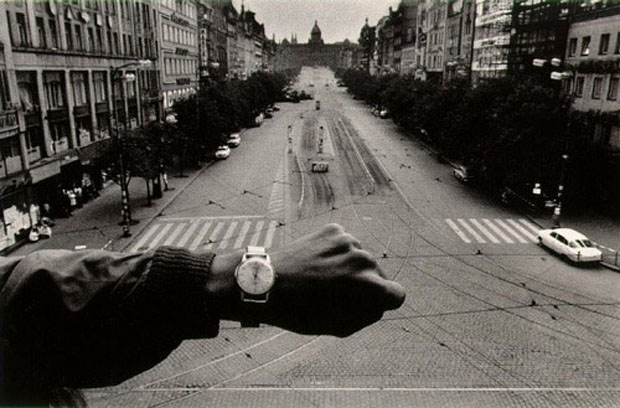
top-left (207, 224), bottom-right (406, 337)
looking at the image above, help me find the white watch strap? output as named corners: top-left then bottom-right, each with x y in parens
top-left (246, 246), bottom-right (266, 256)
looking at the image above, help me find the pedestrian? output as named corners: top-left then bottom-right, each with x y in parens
top-left (0, 224), bottom-right (405, 407)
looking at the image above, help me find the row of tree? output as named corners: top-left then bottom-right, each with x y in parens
top-left (102, 69), bottom-right (297, 206)
top-left (338, 68), bottom-right (618, 213)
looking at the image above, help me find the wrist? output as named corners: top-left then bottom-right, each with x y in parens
top-left (205, 249), bottom-right (244, 321)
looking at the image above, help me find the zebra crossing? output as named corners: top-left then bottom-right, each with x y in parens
top-left (129, 216), bottom-right (280, 253)
top-left (268, 162), bottom-right (286, 215)
top-left (445, 218), bottom-right (540, 244)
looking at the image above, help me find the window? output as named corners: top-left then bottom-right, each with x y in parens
top-left (93, 71), bottom-right (107, 102)
top-left (568, 38), bottom-right (577, 56)
top-left (17, 72), bottom-right (38, 112)
top-left (113, 32), bottom-right (120, 54)
top-left (36, 17), bottom-right (46, 48)
top-left (44, 72), bottom-right (65, 109)
top-left (49, 19), bottom-right (58, 48)
top-left (16, 13), bottom-right (29, 46)
top-left (581, 36), bottom-right (590, 56)
top-left (87, 27), bottom-right (95, 51)
top-left (75, 25), bottom-right (83, 50)
top-left (96, 28), bottom-right (103, 51)
top-left (592, 77), bottom-right (603, 99)
top-left (575, 76), bottom-right (585, 97)
top-left (107, 31), bottom-right (112, 53)
top-left (0, 71), bottom-right (10, 111)
top-left (126, 76), bottom-right (136, 98)
top-left (65, 23), bottom-right (73, 50)
top-left (71, 72), bottom-right (88, 106)
top-left (599, 33), bottom-right (610, 55)
top-left (615, 32), bottom-right (620, 54)
top-left (608, 77), bottom-right (619, 101)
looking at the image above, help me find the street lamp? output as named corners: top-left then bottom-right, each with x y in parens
top-left (552, 153), bottom-right (569, 227)
top-left (111, 59), bottom-right (152, 237)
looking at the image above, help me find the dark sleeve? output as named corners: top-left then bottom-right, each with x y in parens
top-left (0, 247), bottom-right (219, 396)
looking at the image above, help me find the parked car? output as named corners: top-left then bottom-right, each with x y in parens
top-left (453, 165), bottom-right (475, 183)
top-left (537, 228), bottom-right (602, 263)
top-left (264, 108), bottom-right (274, 118)
top-left (272, 105), bottom-right (280, 112)
top-left (254, 113), bottom-right (264, 126)
top-left (215, 145), bottom-right (231, 159)
top-left (379, 109), bottom-right (389, 119)
top-left (227, 133), bottom-right (241, 147)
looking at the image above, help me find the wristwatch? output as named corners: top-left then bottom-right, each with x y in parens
top-left (234, 246), bottom-right (276, 327)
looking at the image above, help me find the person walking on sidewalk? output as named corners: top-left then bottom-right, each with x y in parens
top-left (0, 224), bottom-right (405, 407)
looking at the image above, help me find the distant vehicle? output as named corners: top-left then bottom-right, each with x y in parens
top-left (325, 83), bottom-right (329, 87)
top-left (453, 165), bottom-right (475, 183)
top-left (254, 113), bottom-right (264, 126)
top-left (537, 228), bottom-right (602, 263)
top-left (379, 109), bottom-right (389, 119)
top-left (315, 100), bottom-right (321, 110)
top-left (264, 108), bottom-right (274, 118)
top-left (309, 83), bottom-right (314, 87)
top-left (372, 107), bottom-right (380, 117)
top-left (299, 90), bottom-right (313, 100)
top-left (215, 145), bottom-right (231, 159)
top-left (311, 161), bottom-right (329, 173)
top-left (272, 105), bottom-right (280, 112)
top-left (227, 133), bottom-right (241, 147)
top-left (337, 81), bottom-right (345, 87)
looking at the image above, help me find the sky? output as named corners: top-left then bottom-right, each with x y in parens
top-left (233, 0), bottom-right (401, 44)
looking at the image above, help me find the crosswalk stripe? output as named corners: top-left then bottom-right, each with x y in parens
top-left (205, 222), bottom-right (224, 250)
top-left (176, 220), bottom-right (199, 247)
top-left (130, 224), bottom-right (161, 253)
top-left (519, 219), bottom-right (541, 235)
top-left (482, 219), bottom-right (514, 243)
top-left (469, 219), bottom-right (500, 243)
top-left (507, 219), bottom-right (537, 242)
top-left (495, 219), bottom-right (528, 243)
top-left (250, 220), bottom-right (265, 246)
top-left (147, 223), bottom-right (173, 250)
top-left (445, 219), bottom-right (471, 243)
top-left (457, 219), bottom-right (485, 243)
top-left (190, 221), bottom-right (212, 251)
top-left (164, 223), bottom-right (187, 246)
top-left (234, 220), bottom-right (252, 249)
top-left (219, 221), bottom-right (239, 249)
top-left (264, 220), bottom-right (278, 248)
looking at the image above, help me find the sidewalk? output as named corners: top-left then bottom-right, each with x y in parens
top-left (9, 163), bottom-right (212, 256)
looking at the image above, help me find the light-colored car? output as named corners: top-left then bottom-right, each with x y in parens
top-left (227, 133), bottom-right (241, 147)
top-left (264, 108), bottom-right (274, 118)
top-left (453, 165), bottom-right (474, 183)
top-left (379, 109), bottom-right (389, 119)
top-left (537, 228), bottom-right (602, 263)
top-left (215, 145), bottom-right (231, 159)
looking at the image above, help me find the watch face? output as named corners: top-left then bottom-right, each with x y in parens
top-left (235, 258), bottom-right (275, 295)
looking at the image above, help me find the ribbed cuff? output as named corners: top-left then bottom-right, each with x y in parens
top-left (146, 247), bottom-right (219, 338)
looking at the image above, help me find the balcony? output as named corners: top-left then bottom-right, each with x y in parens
top-left (5, 156), bottom-right (23, 175)
top-left (0, 110), bottom-right (18, 130)
top-left (27, 146), bottom-right (42, 163)
top-left (52, 138), bottom-right (69, 154)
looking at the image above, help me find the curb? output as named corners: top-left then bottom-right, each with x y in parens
top-left (119, 160), bottom-right (215, 252)
top-left (601, 261), bottom-right (620, 272)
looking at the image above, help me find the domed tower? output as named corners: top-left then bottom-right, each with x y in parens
top-left (309, 20), bottom-right (323, 45)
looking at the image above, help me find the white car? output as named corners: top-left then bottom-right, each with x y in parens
top-left (227, 133), bottom-right (241, 147)
top-left (215, 145), bottom-right (231, 159)
top-left (537, 228), bottom-right (602, 263)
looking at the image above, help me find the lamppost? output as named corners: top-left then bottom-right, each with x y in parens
top-left (111, 59), bottom-right (152, 237)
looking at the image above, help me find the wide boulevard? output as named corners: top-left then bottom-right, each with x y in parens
top-left (87, 67), bottom-right (620, 407)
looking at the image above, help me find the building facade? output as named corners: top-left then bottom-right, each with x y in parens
top-left (275, 21), bottom-right (344, 71)
top-left (0, 0), bottom-right (160, 251)
top-left (158, 0), bottom-right (198, 113)
top-left (471, 0), bottom-right (511, 82)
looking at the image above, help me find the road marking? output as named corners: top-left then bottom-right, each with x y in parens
top-left (140, 387), bottom-right (620, 393)
top-left (457, 218), bottom-right (485, 243)
top-left (495, 219), bottom-right (528, 243)
top-left (234, 220), bottom-right (252, 249)
top-left (482, 219), bottom-right (514, 243)
top-left (338, 117), bottom-right (375, 189)
top-left (219, 221), bottom-right (239, 249)
top-left (189, 221), bottom-right (212, 251)
top-left (445, 219), bottom-right (471, 243)
top-left (163, 223), bottom-right (186, 246)
top-left (264, 220), bottom-right (277, 248)
top-left (176, 220), bottom-right (199, 247)
top-left (519, 219), bottom-right (541, 235)
top-left (205, 222), bottom-right (224, 249)
top-left (130, 224), bottom-right (160, 252)
top-left (469, 219), bottom-right (500, 243)
top-left (147, 223), bottom-right (173, 250)
top-left (506, 219), bottom-right (537, 242)
top-left (249, 220), bottom-right (265, 246)
top-left (160, 215), bottom-right (263, 221)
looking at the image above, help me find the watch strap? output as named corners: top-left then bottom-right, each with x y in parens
top-left (240, 292), bottom-right (268, 327)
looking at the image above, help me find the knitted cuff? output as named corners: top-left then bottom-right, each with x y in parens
top-left (146, 246), bottom-right (219, 338)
